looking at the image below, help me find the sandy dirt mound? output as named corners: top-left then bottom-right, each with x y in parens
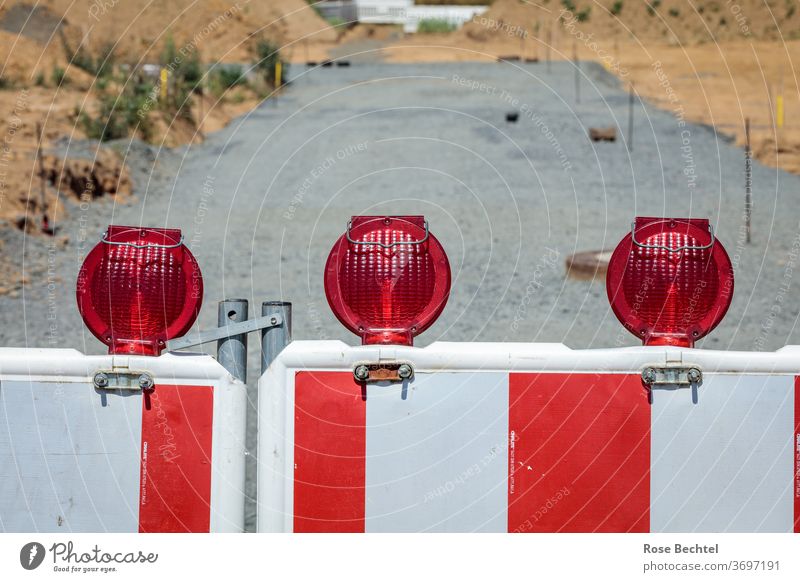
top-left (0, 29), bottom-right (70, 83)
top-left (620, 39), bottom-right (800, 174)
top-left (1, 0), bottom-right (333, 236)
top-left (12, 0), bottom-right (339, 63)
top-left (456, 0), bottom-right (800, 48)
top-left (385, 0), bottom-right (800, 175)
top-left (40, 147), bottom-right (132, 201)
top-left (389, 0), bottom-right (800, 60)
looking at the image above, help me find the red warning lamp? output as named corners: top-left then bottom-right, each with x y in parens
top-left (606, 217), bottom-right (733, 348)
top-left (76, 225), bottom-right (203, 356)
top-left (324, 216), bottom-right (451, 346)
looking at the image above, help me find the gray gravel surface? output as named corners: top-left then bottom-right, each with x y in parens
top-left (2, 61), bottom-right (799, 529)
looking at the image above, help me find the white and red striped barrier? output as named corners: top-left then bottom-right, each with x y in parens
top-left (258, 341), bottom-right (800, 533)
top-left (0, 349), bottom-right (246, 532)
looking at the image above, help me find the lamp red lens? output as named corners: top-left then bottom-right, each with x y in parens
top-left (324, 216), bottom-right (451, 346)
top-left (606, 217), bottom-right (733, 347)
top-left (76, 225), bottom-right (203, 355)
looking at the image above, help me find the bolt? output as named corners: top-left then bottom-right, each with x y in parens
top-left (270, 317), bottom-right (278, 325)
top-left (687, 368), bottom-right (702, 384)
top-left (641, 368), bottom-right (657, 385)
top-left (138, 374), bottom-right (154, 390)
top-left (353, 365), bottom-right (370, 382)
top-left (93, 372), bottom-right (109, 388)
top-left (397, 363), bottom-right (413, 380)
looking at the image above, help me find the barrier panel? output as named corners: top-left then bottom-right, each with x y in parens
top-left (258, 341), bottom-right (800, 533)
top-left (0, 349), bottom-right (246, 532)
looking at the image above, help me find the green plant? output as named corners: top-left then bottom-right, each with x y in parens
top-left (159, 37), bottom-right (202, 122)
top-left (611, 1), bottom-right (623, 15)
top-left (647, 0), bottom-right (661, 16)
top-left (61, 33), bottom-right (115, 78)
top-left (93, 42), bottom-right (116, 78)
top-left (669, 7), bottom-right (680, 17)
top-left (34, 71), bottom-right (46, 86)
top-left (229, 92), bottom-right (247, 104)
top-left (416, 18), bottom-right (457, 33)
top-left (561, 0), bottom-right (577, 11)
top-left (160, 37), bottom-right (203, 86)
top-left (80, 78), bottom-right (154, 141)
top-left (576, 7), bottom-right (591, 21)
top-left (213, 65), bottom-right (246, 93)
top-left (326, 16), bottom-right (347, 28)
top-left (182, 56), bottom-right (203, 88)
top-left (253, 38), bottom-right (287, 88)
top-left (0, 76), bottom-right (12, 90)
top-left (51, 66), bottom-right (67, 86)
top-left (719, 16), bottom-right (727, 25)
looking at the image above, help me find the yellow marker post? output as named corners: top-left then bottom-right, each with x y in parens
top-left (777, 93), bottom-right (785, 129)
top-left (275, 61), bottom-right (282, 89)
top-left (160, 68), bottom-right (168, 101)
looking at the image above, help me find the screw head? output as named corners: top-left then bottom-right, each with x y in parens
top-left (641, 368), bottom-right (657, 384)
top-left (138, 373), bottom-right (154, 390)
top-left (353, 365), bottom-right (370, 382)
top-left (397, 363), bottom-right (413, 380)
top-left (270, 317), bottom-right (278, 325)
top-left (93, 372), bottom-right (109, 388)
top-left (687, 368), bottom-right (702, 384)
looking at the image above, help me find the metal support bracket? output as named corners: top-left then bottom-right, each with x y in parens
top-left (93, 370), bottom-right (154, 391)
top-left (353, 361), bottom-right (414, 383)
top-left (166, 314), bottom-right (284, 351)
top-left (641, 364), bottom-right (703, 387)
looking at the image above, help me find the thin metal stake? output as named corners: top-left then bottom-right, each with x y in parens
top-left (627, 83), bottom-right (635, 152)
top-left (35, 122), bottom-right (48, 231)
top-left (217, 299), bottom-right (248, 383)
top-left (745, 117), bottom-right (752, 244)
top-left (573, 40), bottom-right (580, 104)
top-left (261, 301), bottom-right (292, 375)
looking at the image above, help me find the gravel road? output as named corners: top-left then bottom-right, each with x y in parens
top-left (3, 61), bottom-right (799, 528)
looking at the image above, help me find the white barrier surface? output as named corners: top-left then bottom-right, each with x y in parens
top-left (0, 349), bottom-right (246, 533)
top-left (258, 341), bottom-right (800, 533)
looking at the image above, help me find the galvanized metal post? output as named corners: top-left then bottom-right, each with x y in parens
top-left (261, 301), bottom-right (292, 375)
top-left (745, 117), bottom-right (752, 244)
top-left (217, 299), bottom-right (248, 382)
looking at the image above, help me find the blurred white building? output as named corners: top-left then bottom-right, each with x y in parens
top-left (317, 1), bottom-right (488, 33)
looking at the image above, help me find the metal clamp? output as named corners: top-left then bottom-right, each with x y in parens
top-left (641, 365), bottom-right (702, 387)
top-left (631, 222), bottom-right (715, 253)
top-left (354, 362), bottom-right (414, 383)
top-left (166, 314), bottom-right (283, 351)
top-left (93, 370), bottom-right (154, 391)
top-left (346, 220), bottom-right (429, 249)
top-left (101, 231), bottom-right (184, 249)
